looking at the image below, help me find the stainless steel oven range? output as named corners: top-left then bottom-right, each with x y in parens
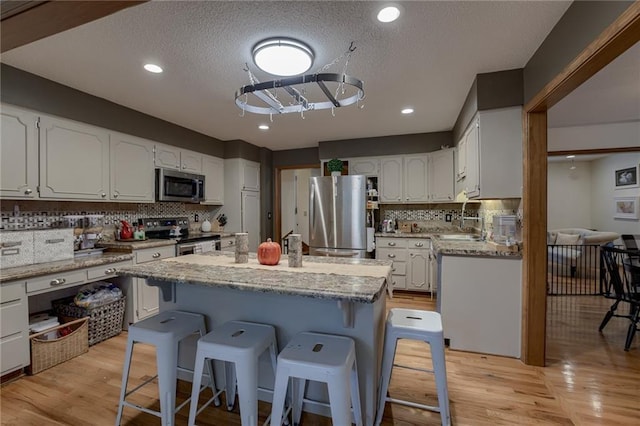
top-left (142, 217), bottom-right (220, 256)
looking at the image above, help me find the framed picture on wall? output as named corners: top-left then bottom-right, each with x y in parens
top-left (613, 196), bottom-right (640, 220)
top-left (614, 165), bottom-right (639, 189)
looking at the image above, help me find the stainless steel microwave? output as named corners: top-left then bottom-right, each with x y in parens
top-left (155, 168), bottom-right (205, 203)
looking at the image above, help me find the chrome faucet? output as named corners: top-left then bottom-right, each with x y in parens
top-left (460, 200), bottom-right (485, 240)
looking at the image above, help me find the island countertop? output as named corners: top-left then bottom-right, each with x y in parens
top-left (117, 251), bottom-right (393, 304)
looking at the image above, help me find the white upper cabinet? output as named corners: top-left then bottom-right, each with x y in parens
top-left (349, 157), bottom-right (380, 176)
top-left (379, 156), bottom-right (403, 203)
top-left (154, 144), bottom-right (202, 174)
top-left (39, 116), bottom-right (110, 200)
top-left (403, 155), bottom-right (429, 202)
top-left (380, 155), bottom-right (429, 203)
top-left (241, 160), bottom-right (260, 191)
top-left (110, 132), bottom-right (155, 202)
top-left (428, 148), bottom-right (454, 202)
top-left (462, 106), bottom-right (522, 199)
top-left (456, 135), bottom-right (467, 182)
top-left (0, 105), bottom-right (38, 199)
top-left (201, 154), bottom-right (224, 204)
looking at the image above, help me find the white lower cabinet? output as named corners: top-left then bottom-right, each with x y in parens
top-left (122, 245), bottom-right (175, 326)
top-left (376, 237), bottom-right (407, 290)
top-left (1, 281), bottom-right (29, 375)
top-left (376, 237), bottom-right (434, 293)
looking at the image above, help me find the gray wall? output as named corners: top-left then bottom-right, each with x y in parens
top-left (272, 147), bottom-right (320, 168)
top-left (452, 69), bottom-right (523, 142)
top-left (523, 1), bottom-right (633, 103)
top-left (319, 132), bottom-right (452, 159)
top-left (224, 139), bottom-right (262, 162)
top-left (260, 147), bottom-right (274, 240)
top-left (0, 64), bottom-right (228, 157)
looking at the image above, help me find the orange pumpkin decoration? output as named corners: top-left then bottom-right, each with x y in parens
top-left (257, 238), bottom-right (281, 265)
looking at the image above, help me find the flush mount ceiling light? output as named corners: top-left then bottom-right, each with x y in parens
top-left (236, 42), bottom-right (364, 117)
top-left (401, 108), bottom-right (414, 114)
top-left (258, 124), bottom-right (270, 130)
top-left (143, 63), bottom-right (163, 73)
top-left (377, 6), bottom-right (400, 23)
top-left (253, 38), bottom-right (314, 77)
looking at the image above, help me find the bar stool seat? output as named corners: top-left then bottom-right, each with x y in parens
top-left (116, 310), bottom-right (218, 426)
top-left (270, 331), bottom-right (362, 426)
top-left (374, 308), bottom-right (451, 426)
top-left (188, 320), bottom-right (279, 426)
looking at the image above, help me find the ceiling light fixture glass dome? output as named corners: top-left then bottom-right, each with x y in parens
top-left (377, 6), bottom-right (400, 23)
top-left (253, 38), bottom-right (314, 76)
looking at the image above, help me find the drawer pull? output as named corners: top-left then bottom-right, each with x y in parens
top-left (228, 241), bottom-right (234, 245)
top-left (415, 242), bottom-right (424, 247)
top-left (392, 268), bottom-right (396, 272)
top-left (387, 254), bottom-right (396, 258)
top-left (25, 188), bottom-right (33, 194)
top-left (387, 242), bottom-right (396, 246)
top-left (410, 253), bottom-right (415, 258)
top-left (152, 252), bottom-right (161, 258)
top-left (50, 278), bottom-right (66, 286)
top-left (104, 268), bottom-right (116, 274)
top-left (46, 238), bottom-right (65, 244)
top-left (1, 242), bottom-right (21, 248)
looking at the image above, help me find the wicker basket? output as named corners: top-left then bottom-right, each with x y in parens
top-left (29, 317), bottom-right (89, 375)
top-left (53, 296), bottom-right (125, 346)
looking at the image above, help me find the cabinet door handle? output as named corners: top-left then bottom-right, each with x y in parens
top-left (228, 241), bottom-right (234, 246)
top-left (152, 252), bottom-right (161, 258)
top-left (387, 242), bottom-right (396, 246)
top-left (410, 253), bottom-right (415, 258)
top-left (392, 268), bottom-right (396, 272)
top-left (24, 188), bottom-right (32, 194)
top-left (104, 268), bottom-right (116, 274)
top-left (101, 192), bottom-right (107, 198)
top-left (113, 192), bottom-right (119, 198)
top-left (415, 242), bottom-right (424, 247)
top-left (50, 278), bottom-right (66, 286)
top-left (387, 254), bottom-right (396, 258)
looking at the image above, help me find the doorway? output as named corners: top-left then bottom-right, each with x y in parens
top-left (274, 165), bottom-right (321, 248)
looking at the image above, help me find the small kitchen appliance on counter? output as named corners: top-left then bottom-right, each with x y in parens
top-left (492, 215), bottom-right (517, 244)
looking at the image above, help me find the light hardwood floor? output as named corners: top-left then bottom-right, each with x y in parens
top-left (1, 292), bottom-right (638, 425)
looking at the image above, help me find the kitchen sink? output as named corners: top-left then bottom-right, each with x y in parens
top-left (437, 234), bottom-right (482, 241)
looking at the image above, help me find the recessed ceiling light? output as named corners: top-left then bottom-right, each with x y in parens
top-left (144, 63), bottom-right (163, 73)
top-left (401, 108), bottom-right (414, 114)
top-left (377, 6), bottom-right (400, 23)
top-left (566, 155), bottom-right (575, 159)
top-left (258, 124), bottom-right (270, 130)
top-left (253, 38), bottom-right (314, 76)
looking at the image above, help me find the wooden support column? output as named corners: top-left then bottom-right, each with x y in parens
top-left (521, 110), bottom-right (547, 366)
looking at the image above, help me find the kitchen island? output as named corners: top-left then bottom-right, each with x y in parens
top-left (117, 252), bottom-right (392, 425)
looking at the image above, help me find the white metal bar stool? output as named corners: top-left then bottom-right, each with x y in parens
top-left (188, 320), bottom-right (279, 426)
top-left (374, 308), bottom-right (451, 426)
top-left (270, 331), bottom-right (363, 426)
top-left (115, 310), bottom-right (218, 426)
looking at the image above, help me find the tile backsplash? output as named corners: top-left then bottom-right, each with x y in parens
top-left (0, 200), bottom-right (222, 232)
top-left (381, 199), bottom-right (521, 233)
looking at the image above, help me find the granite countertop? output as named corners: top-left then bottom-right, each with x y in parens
top-left (117, 251), bottom-right (393, 303)
top-left (431, 238), bottom-right (522, 258)
top-left (376, 232), bottom-right (522, 258)
top-left (0, 252), bottom-right (134, 283)
top-left (97, 239), bottom-right (177, 251)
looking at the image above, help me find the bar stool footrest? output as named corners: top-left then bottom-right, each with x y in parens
top-left (386, 396), bottom-right (441, 413)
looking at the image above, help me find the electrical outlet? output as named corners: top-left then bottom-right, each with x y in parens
top-left (445, 214), bottom-right (452, 222)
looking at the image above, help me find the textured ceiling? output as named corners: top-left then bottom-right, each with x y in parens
top-left (1, 1), bottom-right (573, 151)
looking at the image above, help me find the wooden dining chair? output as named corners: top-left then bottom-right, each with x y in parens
top-left (599, 246), bottom-right (640, 351)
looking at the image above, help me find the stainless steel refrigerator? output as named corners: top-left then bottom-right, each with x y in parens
top-left (309, 175), bottom-right (367, 258)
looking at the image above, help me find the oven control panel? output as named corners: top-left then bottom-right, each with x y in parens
top-left (142, 217), bottom-right (189, 232)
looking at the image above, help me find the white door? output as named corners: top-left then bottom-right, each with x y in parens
top-left (110, 133), bottom-right (155, 202)
top-left (380, 157), bottom-right (403, 203)
top-left (202, 155), bottom-right (224, 204)
top-left (407, 250), bottom-right (429, 290)
top-left (180, 150), bottom-right (202, 173)
top-left (428, 149), bottom-right (454, 202)
top-left (0, 106), bottom-right (38, 199)
top-left (136, 278), bottom-right (159, 320)
top-left (242, 160), bottom-right (261, 191)
top-left (350, 157), bottom-right (380, 176)
top-left (39, 116), bottom-right (109, 200)
top-left (465, 121), bottom-right (480, 197)
top-left (404, 155), bottom-right (429, 202)
top-left (241, 190), bottom-right (261, 252)
top-left (155, 144), bottom-right (181, 170)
